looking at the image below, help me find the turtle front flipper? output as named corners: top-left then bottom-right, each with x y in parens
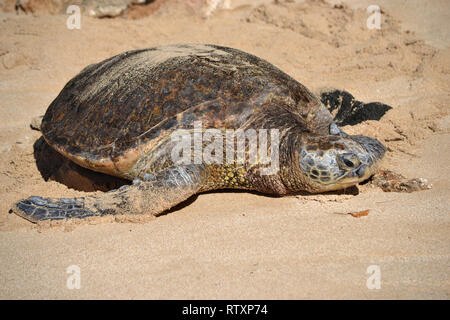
top-left (12, 165), bottom-right (206, 223)
top-left (318, 89), bottom-right (392, 126)
top-left (13, 196), bottom-right (96, 222)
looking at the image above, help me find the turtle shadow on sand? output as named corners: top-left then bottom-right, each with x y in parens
top-left (32, 88), bottom-right (391, 200)
top-left (33, 137), bottom-right (130, 192)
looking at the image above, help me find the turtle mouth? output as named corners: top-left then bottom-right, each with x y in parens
top-left (335, 164), bottom-right (372, 183)
top-left (309, 166), bottom-right (372, 192)
top-left (312, 160), bottom-right (379, 191)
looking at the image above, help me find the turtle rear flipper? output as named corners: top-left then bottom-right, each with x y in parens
top-left (30, 115), bottom-right (44, 131)
top-left (11, 165), bottom-right (205, 223)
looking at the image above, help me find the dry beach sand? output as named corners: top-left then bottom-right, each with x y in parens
top-left (0, 0), bottom-right (449, 299)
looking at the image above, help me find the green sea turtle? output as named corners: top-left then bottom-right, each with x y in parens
top-left (12, 43), bottom-right (387, 223)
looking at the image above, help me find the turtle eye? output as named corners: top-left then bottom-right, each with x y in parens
top-left (343, 158), bottom-right (354, 167)
top-left (337, 153), bottom-right (360, 170)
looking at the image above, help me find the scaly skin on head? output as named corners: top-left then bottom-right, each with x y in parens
top-left (278, 124), bottom-right (386, 194)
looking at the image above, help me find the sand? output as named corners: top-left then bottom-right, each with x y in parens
top-left (0, 0), bottom-right (449, 299)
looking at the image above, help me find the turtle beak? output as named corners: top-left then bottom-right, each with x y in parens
top-left (356, 164), bottom-right (368, 177)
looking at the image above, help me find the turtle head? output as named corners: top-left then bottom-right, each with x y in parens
top-left (296, 128), bottom-right (386, 192)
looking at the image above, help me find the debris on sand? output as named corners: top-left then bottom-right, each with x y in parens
top-left (347, 209), bottom-right (370, 218)
top-left (372, 169), bottom-right (432, 193)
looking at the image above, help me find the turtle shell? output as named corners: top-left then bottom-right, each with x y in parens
top-left (41, 44), bottom-right (332, 178)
